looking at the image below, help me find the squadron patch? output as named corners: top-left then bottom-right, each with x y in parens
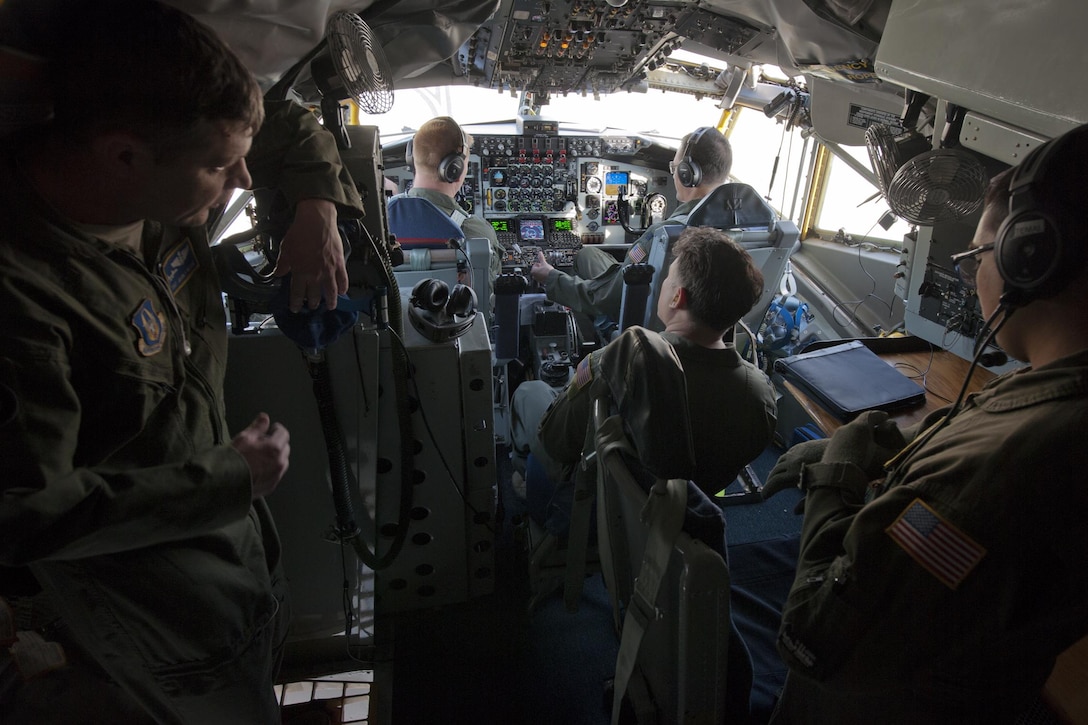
top-left (886, 498), bottom-right (986, 590)
top-left (162, 236), bottom-right (198, 294)
top-left (131, 298), bottom-right (166, 357)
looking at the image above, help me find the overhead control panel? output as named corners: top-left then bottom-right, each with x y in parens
top-left (459, 0), bottom-right (777, 97)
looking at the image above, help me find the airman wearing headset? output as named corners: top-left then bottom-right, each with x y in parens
top-left (530, 126), bottom-right (733, 324)
top-left (403, 116), bottom-right (505, 282)
top-left (763, 123), bottom-right (1088, 723)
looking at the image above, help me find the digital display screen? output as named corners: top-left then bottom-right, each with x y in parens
top-left (551, 218), bottom-right (574, 233)
top-left (519, 218), bottom-right (545, 241)
top-left (490, 219), bottom-right (511, 233)
top-left (604, 170), bottom-right (629, 196)
top-left (603, 200), bottom-right (620, 225)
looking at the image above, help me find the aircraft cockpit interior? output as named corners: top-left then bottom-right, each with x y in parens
top-left (2, 0), bottom-right (1086, 723)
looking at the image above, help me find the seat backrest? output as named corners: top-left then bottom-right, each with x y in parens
top-left (588, 327), bottom-right (742, 724)
top-left (626, 183), bottom-right (801, 334)
top-left (386, 194), bottom-right (494, 325)
top-left (386, 193), bottom-right (464, 249)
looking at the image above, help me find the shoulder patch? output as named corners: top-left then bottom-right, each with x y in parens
top-left (131, 298), bottom-right (167, 357)
top-left (886, 498), bottom-right (986, 589)
top-left (628, 244), bottom-right (647, 264)
top-left (162, 236), bottom-right (198, 294)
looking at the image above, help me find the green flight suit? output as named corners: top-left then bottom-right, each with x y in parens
top-left (0, 101), bottom-right (362, 724)
top-left (772, 351), bottom-right (1088, 724)
top-left (541, 199), bottom-right (699, 322)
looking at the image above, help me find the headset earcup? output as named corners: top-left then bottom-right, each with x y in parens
top-left (994, 210), bottom-right (1062, 298)
top-left (681, 159), bottom-right (701, 188)
top-left (408, 278), bottom-right (477, 342)
top-left (405, 138), bottom-right (415, 173)
top-left (446, 283), bottom-right (477, 317)
top-left (411, 278), bottom-right (449, 311)
top-left (438, 153), bottom-right (465, 184)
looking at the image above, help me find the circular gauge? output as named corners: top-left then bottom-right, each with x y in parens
top-left (587, 221), bottom-right (599, 232)
top-left (648, 195), bottom-right (668, 216)
top-left (586, 177), bottom-right (603, 194)
top-left (586, 208), bottom-right (600, 220)
top-left (489, 168), bottom-right (507, 186)
top-left (494, 188), bottom-right (506, 200)
top-left (493, 200), bottom-right (507, 212)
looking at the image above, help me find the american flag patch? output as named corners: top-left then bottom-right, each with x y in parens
top-left (886, 498), bottom-right (986, 590)
top-left (629, 244), bottom-right (647, 264)
top-left (573, 355), bottom-right (593, 390)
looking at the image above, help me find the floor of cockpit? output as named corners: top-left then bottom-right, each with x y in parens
top-left (274, 440), bottom-right (802, 724)
top-left (381, 442), bottom-right (802, 725)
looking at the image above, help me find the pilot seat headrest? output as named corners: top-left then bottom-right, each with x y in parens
top-left (591, 326), bottom-right (695, 480)
top-left (688, 183), bottom-right (777, 231)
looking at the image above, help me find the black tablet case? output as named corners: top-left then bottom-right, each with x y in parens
top-left (774, 340), bottom-right (927, 421)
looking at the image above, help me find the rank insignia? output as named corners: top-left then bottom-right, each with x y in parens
top-left (162, 236), bottom-right (198, 294)
top-left (131, 298), bottom-right (166, 356)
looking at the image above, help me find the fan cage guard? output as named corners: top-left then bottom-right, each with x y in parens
top-left (886, 149), bottom-right (988, 226)
top-left (327, 12), bottom-right (394, 115)
top-left (865, 123), bottom-right (901, 197)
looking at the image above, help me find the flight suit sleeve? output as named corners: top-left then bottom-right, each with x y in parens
top-left (777, 470), bottom-right (983, 691)
top-left (246, 99), bottom-right (364, 217)
top-left (537, 351), bottom-right (606, 468)
top-left (542, 264), bottom-right (624, 319)
top-left (461, 217), bottom-right (504, 280)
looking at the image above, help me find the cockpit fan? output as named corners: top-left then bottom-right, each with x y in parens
top-left (886, 148), bottom-right (988, 226)
top-left (865, 123), bottom-right (987, 226)
top-left (316, 10), bottom-right (393, 115)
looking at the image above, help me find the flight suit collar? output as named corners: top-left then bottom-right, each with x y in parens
top-left (969, 349), bottom-right (1088, 413)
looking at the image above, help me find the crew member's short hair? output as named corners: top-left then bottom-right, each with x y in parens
top-left (671, 226), bottom-right (762, 331)
top-left (681, 129), bottom-right (733, 186)
top-left (50, 0), bottom-right (264, 159)
top-left (411, 116), bottom-right (472, 178)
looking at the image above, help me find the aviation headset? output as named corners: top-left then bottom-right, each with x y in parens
top-left (994, 128), bottom-right (1086, 304)
top-left (675, 126), bottom-right (714, 188)
top-left (408, 277), bottom-right (478, 342)
top-left (405, 119), bottom-right (469, 184)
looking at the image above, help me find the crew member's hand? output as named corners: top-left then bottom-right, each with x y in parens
top-left (232, 413), bottom-right (291, 499)
top-left (762, 438), bottom-right (830, 499)
top-left (273, 198), bottom-right (348, 312)
top-left (530, 251), bottom-right (554, 284)
top-left (821, 410), bottom-right (906, 478)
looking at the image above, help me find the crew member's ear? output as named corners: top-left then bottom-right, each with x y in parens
top-left (671, 286), bottom-right (687, 309)
top-left (94, 132), bottom-right (152, 177)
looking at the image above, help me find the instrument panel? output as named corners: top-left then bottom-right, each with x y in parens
top-left (386, 128), bottom-right (677, 273)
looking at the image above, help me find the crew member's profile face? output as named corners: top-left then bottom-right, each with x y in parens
top-left (143, 119), bottom-right (254, 226)
top-left (657, 261), bottom-right (682, 324)
top-left (970, 205), bottom-right (1002, 321)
